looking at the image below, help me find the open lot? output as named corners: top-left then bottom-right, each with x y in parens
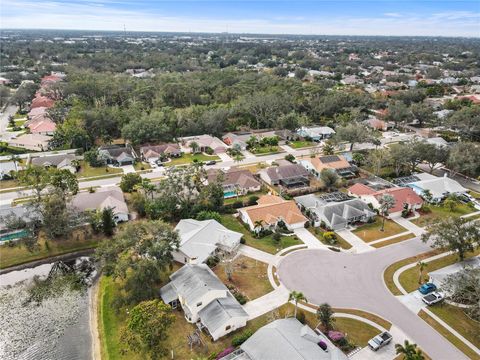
top-left (353, 218), bottom-right (407, 242)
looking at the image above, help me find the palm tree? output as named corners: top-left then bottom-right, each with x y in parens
top-left (253, 220), bottom-right (264, 237)
top-left (395, 340), bottom-right (424, 360)
top-left (9, 154), bottom-right (22, 172)
top-left (189, 141), bottom-right (199, 154)
top-left (317, 303), bottom-right (335, 331)
top-left (135, 178), bottom-right (156, 200)
top-left (379, 194), bottom-right (396, 232)
top-left (289, 291), bottom-right (307, 318)
top-left (417, 261), bottom-right (427, 285)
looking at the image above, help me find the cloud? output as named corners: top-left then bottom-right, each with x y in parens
top-left (384, 13), bottom-right (402, 18)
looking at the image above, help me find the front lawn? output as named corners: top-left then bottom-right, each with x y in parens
top-left (412, 202), bottom-right (476, 228)
top-left (371, 233), bottom-right (416, 248)
top-left (249, 145), bottom-right (281, 155)
top-left (353, 218), bottom-right (408, 242)
top-left (334, 318), bottom-right (380, 348)
top-left (133, 161), bottom-right (151, 171)
top-left (0, 178), bottom-right (20, 190)
top-left (308, 227), bottom-right (352, 249)
top-left (220, 214), bottom-right (302, 254)
top-left (398, 248), bottom-right (480, 293)
top-left (289, 140), bottom-right (316, 149)
top-left (213, 255), bottom-right (273, 301)
top-left (77, 161), bottom-right (123, 178)
top-left (0, 229), bottom-right (104, 269)
top-left (165, 153), bottom-right (220, 166)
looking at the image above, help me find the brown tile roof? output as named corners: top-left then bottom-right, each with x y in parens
top-left (348, 183), bottom-right (377, 196)
top-left (241, 195), bottom-right (308, 227)
top-left (374, 187), bottom-right (423, 213)
top-left (308, 155), bottom-right (351, 172)
top-left (208, 168), bottom-right (261, 190)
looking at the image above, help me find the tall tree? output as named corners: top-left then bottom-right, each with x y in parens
top-left (385, 101), bottom-right (412, 127)
top-left (447, 142), bottom-right (480, 178)
top-left (379, 194), bottom-right (396, 232)
top-left (421, 217), bottom-right (479, 261)
top-left (317, 303), bottom-right (335, 331)
top-left (334, 122), bottom-right (373, 151)
top-left (320, 168), bottom-right (340, 191)
top-left (288, 291), bottom-right (307, 318)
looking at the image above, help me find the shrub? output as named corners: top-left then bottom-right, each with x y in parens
top-left (240, 237), bottom-right (246, 244)
top-left (323, 231), bottom-right (337, 245)
top-left (206, 256), bottom-right (220, 268)
top-left (205, 147), bottom-right (214, 155)
top-left (328, 330), bottom-right (345, 342)
top-left (285, 154), bottom-right (295, 163)
top-left (296, 310), bottom-right (306, 324)
top-left (247, 195), bottom-right (259, 206)
top-left (232, 329), bottom-right (253, 346)
top-left (216, 346), bottom-right (235, 359)
top-left (272, 232), bottom-right (282, 242)
top-left (234, 292), bottom-right (247, 305)
top-left (232, 200), bottom-right (243, 209)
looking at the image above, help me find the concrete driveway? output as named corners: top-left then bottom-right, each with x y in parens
top-left (277, 238), bottom-right (468, 360)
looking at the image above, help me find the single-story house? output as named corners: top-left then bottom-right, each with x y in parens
top-left (173, 219), bottom-right (242, 264)
top-left (348, 183), bottom-right (423, 218)
top-left (140, 144), bottom-right (181, 161)
top-left (207, 168), bottom-right (261, 198)
top-left (295, 194), bottom-right (375, 230)
top-left (0, 161), bottom-right (20, 179)
top-left (425, 137), bottom-right (448, 148)
top-left (239, 318), bottom-right (347, 360)
top-left (299, 155), bottom-right (357, 178)
top-left (27, 106), bottom-right (48, 119)
top-left (70, 186), bottom-right (129, 223)
top-left (238, 195), bottom-right (308, 232)
top-left (26, 119), bottom-right (57, 135)
top-left (274, 129), bottom-right (296, 141)
top-left (407, 174), bottom-right (467, 203)
top-left (181, 135), bottom-right (228, 154)
top-left (160, 264), bottom-right (248, 341)
top-left (365, 118), bottom-right (394, 131)
top-left (98, 145), bottom-right (135, 166)
top-left (296, 126), bottom-right (335, 141)
top-left (8, 134), bottom-right (51, 152)
top-left (30, 95), bottom-right (55, 109)
top-left (222, 132), bottom-right (250, 150)
top-left (259, 164), bottom-right (310, 189)
top-left (31, 153), bottom-right (77, 173)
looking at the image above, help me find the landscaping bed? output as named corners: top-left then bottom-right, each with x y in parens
top-left (352, 218), bottom-right (408, 242)
top-left (308, 227), bottom-right (352, 249)
top-left (220, 214), bottom-right (302, 254)
top-left (213, 255), bottom-right (273, 301)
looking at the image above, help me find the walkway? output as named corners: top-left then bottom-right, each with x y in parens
top-left (336, 229), bottom-right (374, 253)
top-left (238, 244), bottom-right (276, 264)
top-left (242, 285), bottom-right (289, 320)
top-left (393, 217), bottom-right (425, 236)
top-left (293, 228), bottom-right (328, 249)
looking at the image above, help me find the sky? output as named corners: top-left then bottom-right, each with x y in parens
top-left (1, 0), bottom-right (479, 37)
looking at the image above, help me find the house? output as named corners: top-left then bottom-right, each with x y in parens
top-left (181, 135), bottom-right (228, 154)
top-left (259, 164), bottom-right (310, 189)
top-left (238, 318), bottom-right (347, 360)
top-left (140, 144), bottom-right (181, 162)
top-left (0, 161), bottom-right (20, 179)
top-left (407, 174), bottom-right (467, 202)
top-left (98, 145), bottom-right (135, 166)
top-left (274, 129), bottom-right (296, 141)
top-left (299, 155), bottom-right (357, 178)
top-left (238, 195), bottom-right (308, 232)
top-left (222, 132), bottom-right (250, 150)
top-left (8, 134), bottom-right (51, 151)
top-left (31, 153), bottom-right (77, 173)
top-left (425, 137), bottom-right (448, 148)
top-left (207, 168), bottom-right (261, 198)
top-left (160, 264), bottom-right (248, 341)
top-left (173, 219), bottom-right (242, 264)
top-left (365, 118), bottom-right (394, 131)
top-left (70, 186), bottom-right (129, 223)
top-left (27, 106), bottom-right (48, 119)
top-left (26, 119), bottom-right (57, 135)
top-left (348, 183), bottom-right (423, 218)
top-left (30, 95), bottom-right (55, 109)
top-left (295, 194), bottom-right (375, 230)
top-left (296, 126), bottom-right (335, 141)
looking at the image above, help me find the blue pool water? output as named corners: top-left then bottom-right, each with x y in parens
top-left (224, 191), bottom-right (236, 198)
top-left (0, 229), bottom-right (29, 242)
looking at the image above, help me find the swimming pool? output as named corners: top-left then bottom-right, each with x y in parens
top-left (224, 191), bottom-right (237, 198)
top-left (0, 229), bottom-right (29, 242)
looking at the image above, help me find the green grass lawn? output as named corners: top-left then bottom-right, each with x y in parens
top-left (165, 153), bottom-right (220, 166)
top-left (0, 229), bottom-right (103, 269)
top-left (133, 162), bottom-right (151, 171)
top-left (213, 255), bottom-right (273, 301)
top-left (398, 248), bottom-right (480, 293)
top-left (371, 233), bottom-right (416, 248)
top-left (250, 146), bottom-right (281, 155)
top-left (418, 310), bottom-right (479, 360)
top-left (0, 178), bottom-right (20, 190)
top-left (308, 227), bottom-right (352, 249)
top-left (289, 140), bottom-right (316, 149)
top-left (77, 161), bottom-right (123, 178)
top-left (353, 218), bottom-right (408, 242)
top-left (220, 214), bottom-right (302, 254)
top-left (334, 318), bottom-right (380, 347)
top-left (412, 203), bottom-right (476, 228)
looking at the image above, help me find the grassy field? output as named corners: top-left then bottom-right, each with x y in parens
top-left (428, 303), bottom-right (480, 349)
top-left (213, 255), bottom-right (273, 301)
top-left (220, 214), bottom-right (302, 254)
top-left (0, 229), bottom-right (103, 269)
top-left (165, 153), bottom-right (220, 166)
top-left (398, 248), bottom-right (480, 293)
top-left (76, 161), bottom-right (123, 178)
top-left (371, 233), bottom-right (416, 248)
top-left (412, 203), bottom-right (476, 228)
top-left (289, 140), bottom-right (316, 149)
top-left (308, 227), bottom-right (353, 249)
top-left (418, 310), bottom-right (480, 360)
top-left (353, 218), bottom-right (408, 242)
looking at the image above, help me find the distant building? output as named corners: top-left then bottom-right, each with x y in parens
top-left (31, 153), bottom-right (77, 173)
top-left (8, 134), bottom-right (51, 152)
top-left (98, 145), bottom-right (135, 166)
top-left (207, 168), bottom-right (261, 198)
top-left (296, 126), bottom-right (335, 141)
top-left (140, 144), bottom-right (181, 161)
top-left (181, 134), bottom-right (228, 154)
top-left (299, 155), bottom-right (357, 178)
top-left (408, 174), bottom-right (467, 203)
top-left (259, 164), bottom-right (310, 189)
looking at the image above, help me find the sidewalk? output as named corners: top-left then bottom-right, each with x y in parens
top-left (238, 244), bottom-right (276, 264)
top-left (242, 285), bottom-right (289, 320)
top-left (393, 217), bottom-right (425, 237)
top-left (336, 229), bottom-right (374, 253)
top-left (293, 228), bottom-right (329, 250)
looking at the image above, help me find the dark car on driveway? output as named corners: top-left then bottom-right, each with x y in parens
top-left (418, 283), bottom-right (436, 295)
top-left (205, 160), bottom-right (217, 166)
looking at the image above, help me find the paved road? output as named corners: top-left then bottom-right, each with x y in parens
top-left (0, 104), bottom-right (18, 139)
top-left (277, 238), bottom-right (468, 360)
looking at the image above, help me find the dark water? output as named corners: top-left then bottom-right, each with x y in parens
top-left (0, 259), bottom-right (94, 360)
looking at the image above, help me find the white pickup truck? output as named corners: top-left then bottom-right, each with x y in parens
top-left (368, 331), bottom-right (392, 351)
top-left (422, 291), bottom-right (444, 306)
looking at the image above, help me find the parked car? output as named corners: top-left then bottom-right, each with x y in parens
top-left (205, 160), bottom-right (217, 166)
top-left (422, 292), bottom-right (444, 306)
top-left (368, 331), bottom-right (392, 351)
top-left (418, 283), bottom-right (437, 295)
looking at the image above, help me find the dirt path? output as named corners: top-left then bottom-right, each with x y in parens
top-left (89, 278), bottom-right (102, 360)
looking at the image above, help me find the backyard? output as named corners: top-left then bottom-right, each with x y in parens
top-left (353, 217), bottom-right (408, 242)
top-left (165, 153), bottom-right (220, 166)
top-left (220, 214), bottom-right (303, 254)
top-left (412, 202), bottom-right (476, 228)
top-left (213, 255), bottom-right (273, 301)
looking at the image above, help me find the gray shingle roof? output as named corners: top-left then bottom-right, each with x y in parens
top-left (31, 154), bottom-right (75, 167)
top-left (198, 292), bottom-right (248, 334)
top-left (266, 164), bottom-right (309, 182)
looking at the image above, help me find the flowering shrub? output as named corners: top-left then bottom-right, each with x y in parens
top-left (328, 330), bottom-right (345, 342)
top-left (216, 346), bottom-right (235, 359)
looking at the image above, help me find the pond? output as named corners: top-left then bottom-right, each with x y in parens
top-left (0, 258), bottom-right (95, 360)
